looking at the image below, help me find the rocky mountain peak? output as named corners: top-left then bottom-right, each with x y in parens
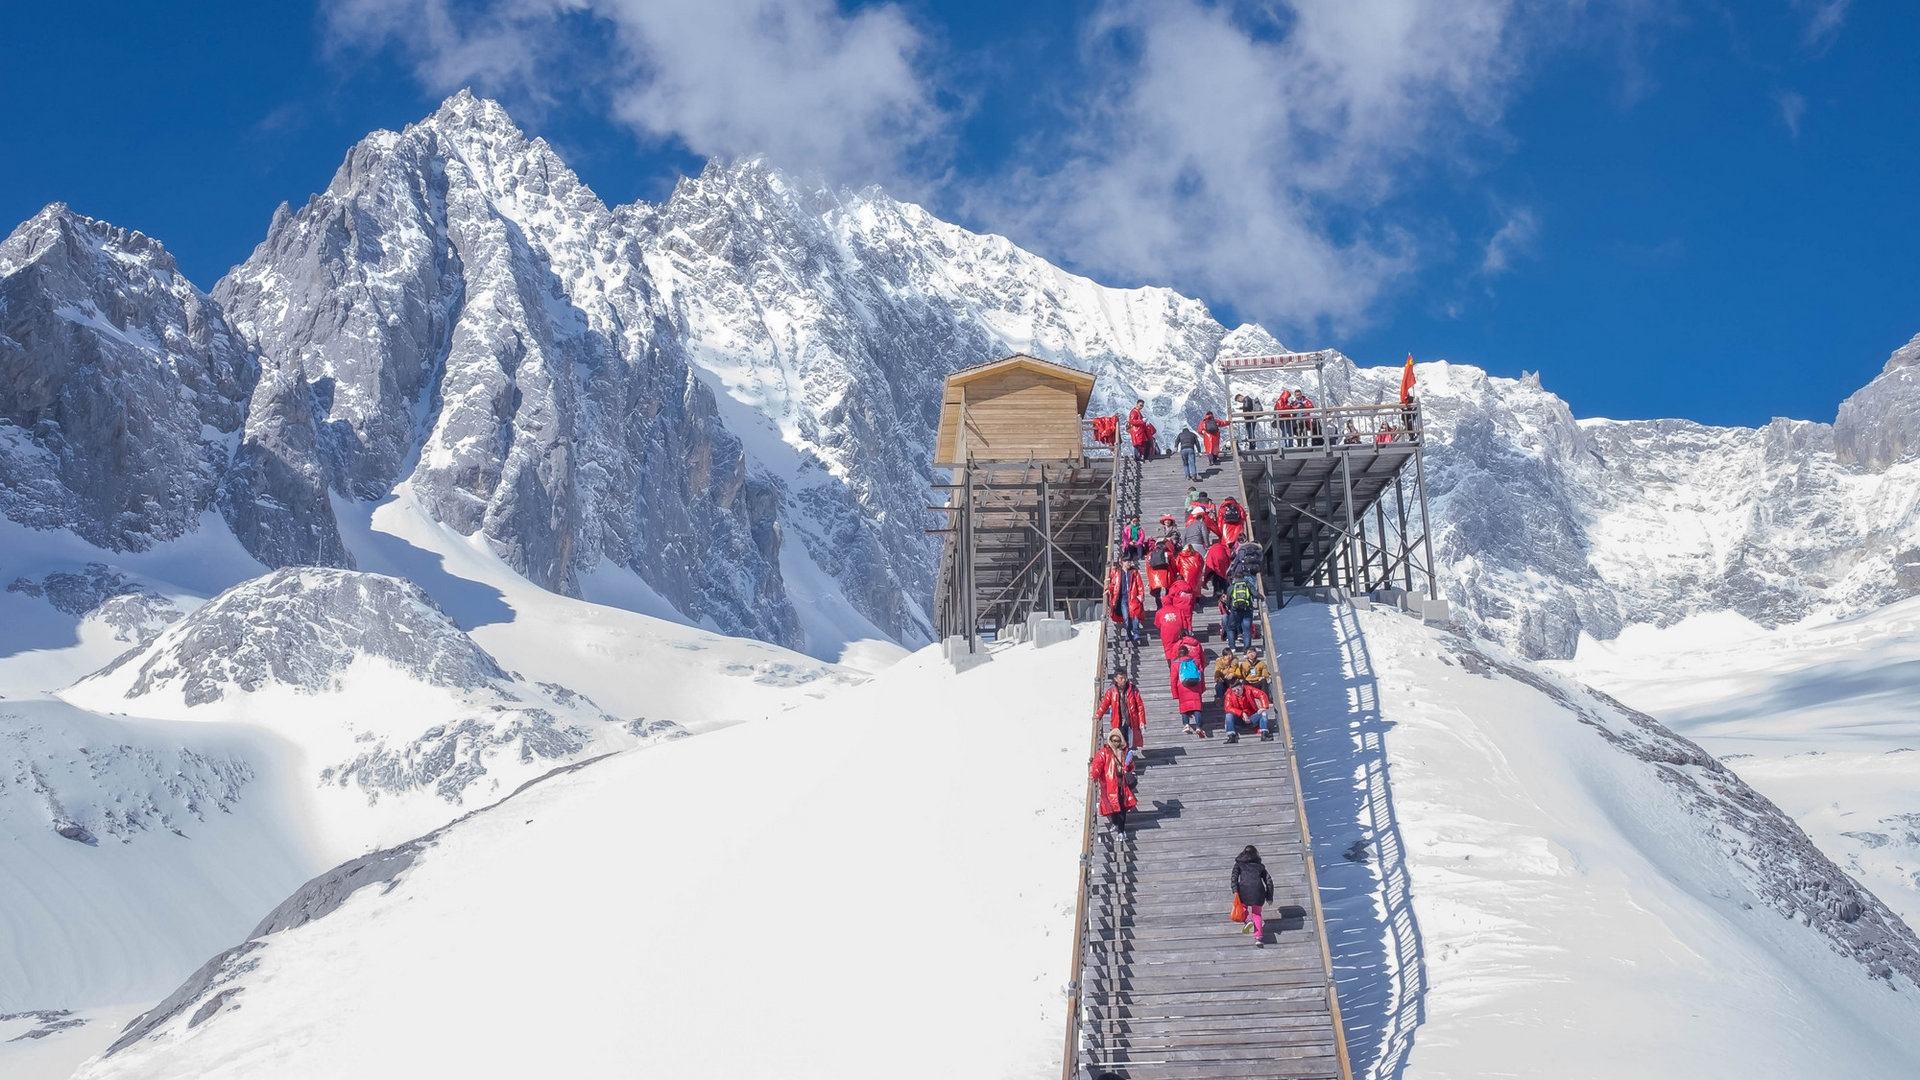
top-left (1834, 331), bottom-right (1920, 472)
top-left (1, 203), bottom-right (178, 279)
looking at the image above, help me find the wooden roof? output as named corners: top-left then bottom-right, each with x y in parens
top-left (946, 353), bottom-right (1097, 412)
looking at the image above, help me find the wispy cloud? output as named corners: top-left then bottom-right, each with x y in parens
top-left (325, 0), bottom-right (947, 186)
top-left (1481, 207), bottom-right (1539, 275)
top-left (1793, 0), bottom-right (1851, 52)
top-left (1775, 89), bottom-right (1808, 138)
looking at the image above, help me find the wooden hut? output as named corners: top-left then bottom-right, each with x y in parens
top-left (933, 354), bottom-right (1098, 466)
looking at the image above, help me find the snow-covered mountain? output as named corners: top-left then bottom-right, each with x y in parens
top-left (1321, 357), bottom-right (1920, 659)
top-left (214, 92), bottom-right (796, 648)
top-left (64, 568), bottom-right (659, 808)
top-left (0, 206), bottom-right (256, 552)
top-left (6, 91), bottom-right (1915, 663)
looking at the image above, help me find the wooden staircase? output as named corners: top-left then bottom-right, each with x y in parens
top-left (1070, 450), bottom-right (1350, 1080)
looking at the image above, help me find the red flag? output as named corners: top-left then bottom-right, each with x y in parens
top-left (1399, 353), bottom-right (1416, 404)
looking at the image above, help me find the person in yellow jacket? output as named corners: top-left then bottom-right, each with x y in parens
top-left (1213, 651), bottom-right (1247, 701)
top-left (1241, 648), bottom-right (1270, 686)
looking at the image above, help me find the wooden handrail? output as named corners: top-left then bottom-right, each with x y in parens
top-left (1224, 429), bottom-right (1356, 1080)
top-left (1059, 450), bottom-right (1128, 1080)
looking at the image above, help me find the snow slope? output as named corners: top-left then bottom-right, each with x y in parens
top-left (0, 509), bottom-right (870, 1080)
top-left (75, 630), bottom-right (1096, 1080)
top-left (1559, 598), bottom-right (1920, 928)
top-left (1279, 601), bottom-right (1920, 1079)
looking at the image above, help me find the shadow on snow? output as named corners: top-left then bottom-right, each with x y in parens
top-left (1281, 600), bottom-right (1428, 1079)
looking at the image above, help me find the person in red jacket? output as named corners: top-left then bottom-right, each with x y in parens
top-left (1094, 669), bottom-right (1147, 750)
top-left (1200, 410), bottom-right (1223, 465)
top-left (1169, 636), bottom-right (1208, 736)
top-left (1155, 598), bottom-right (1190, 659)
top-left (1204, 538), bottom-right (1232, 598)
top-left (1090, 728), bottom-right (1137, 840)
top-left (1190, 492), bottom-right (1219, 536)
top-left (1104, 558), bottom-right (1146, 643)
top-left (1126, 400), bottom-right (1149, 460)
top-left (1163, 576), bottom-right (1196, 617)
top-left (1222, 676), bottom-right (1272, 743)
top-left (1217, 497), bottom-right (1246, 547)
top-left (1174, 544), bottom-right (1205, 596)
top-left (1143, 536), bottom-right (1174, 601)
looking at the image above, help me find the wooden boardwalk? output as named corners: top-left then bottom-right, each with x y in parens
top-left (1072, 451), bottom-right (1350, 1080)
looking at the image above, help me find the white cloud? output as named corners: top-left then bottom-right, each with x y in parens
top-left (976, 0), bottom-right (1536, 334)
top-left (1794, 0), bottom-right (1851, 52)
top-left (1481, 207), bottom-right (1539, 275)
top-left (329, 0), bottom-right (1565, 333)
top-left (1776, 89), bottom-right (1808, 138)
top-left (325, 0), bottom-right (945, 185)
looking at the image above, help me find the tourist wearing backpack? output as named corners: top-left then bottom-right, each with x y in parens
top-left (1200, 410), bottom-right (1223, 465)
top-left (1232, 845), bottom-right (1276, 945)
top-left (1144, 537), bottom-right (1174, 601)
top-left (1222, 677), bottom-right (1272, 743)
top-left (1170, 636), bottom-right (1208, 736)
top-left (1227, 540), bottom-right (1264, 581)
top-left (1091, 729), bottom-right (1137, 841)
top-left (1223, 576), bottom-right (1259, 650)
top-left (1218, 497), bottom-right (1246, 546)
top-left (1094, 670), bottom-right (1147, 750)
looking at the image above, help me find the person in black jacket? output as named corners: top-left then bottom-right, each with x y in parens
top-left (1174, 425), bottom-right (1201, 480)
top-left (1233, 845), bottom-right (1275, 946)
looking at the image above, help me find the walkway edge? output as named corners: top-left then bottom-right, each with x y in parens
top-left (1227, 436), bottom-right (1357, 1080)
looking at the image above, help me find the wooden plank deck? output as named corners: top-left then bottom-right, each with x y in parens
top-left (1072, 451), bottom-right (1349, 1080)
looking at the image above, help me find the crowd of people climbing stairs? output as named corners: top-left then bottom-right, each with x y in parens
top-left (1090, 400), bottom-right (1285, 947)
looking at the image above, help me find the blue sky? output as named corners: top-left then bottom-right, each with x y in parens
top-left (3, 1), bottom-right (1915, 426)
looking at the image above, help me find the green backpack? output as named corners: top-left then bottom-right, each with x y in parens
top-left (1228, 579), bottom-right (1256, 613)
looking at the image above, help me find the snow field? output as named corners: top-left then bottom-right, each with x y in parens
top-left (1560, 598), bottom-right (1920, 926)
top-left (1279, 602), bottom-right (1920, 1080)
top-left (77, 630), bottom-right (1098, 1080)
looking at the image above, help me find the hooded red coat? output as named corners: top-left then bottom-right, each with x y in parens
top-left (1174, 549), bottom-right (1205, 593)
top-left (1155, 603), bottom-right (1189, 658)
top-left (1200, 414), bottom-right (1222, 455)
top-left (1169, 639), bottom-right (1206, 712)
top-left (1090, 744), bottom-right (1137, 815)
top-left (1204, 541), bottom-right (1232, 580)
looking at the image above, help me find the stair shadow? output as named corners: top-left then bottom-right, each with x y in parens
top-left (1281, 602), bottom-right (1427, 1079)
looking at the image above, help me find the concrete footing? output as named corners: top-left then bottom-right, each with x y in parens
top-left (1028, 616), bottom-right (1076, 648)
top-left (942, 635), bottom-right (992, 672)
